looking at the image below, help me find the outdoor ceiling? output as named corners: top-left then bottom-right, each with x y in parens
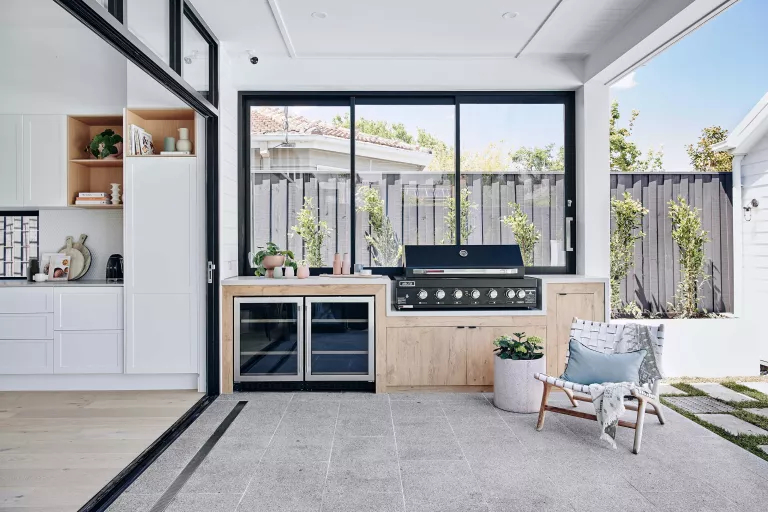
top-left (192, 0), bottom-right (657, 59)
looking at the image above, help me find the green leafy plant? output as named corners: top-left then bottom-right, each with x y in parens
top-left (493, 332), bottom-right (544, 361)
top-left (291, 197), bottom-right (332, 267)
top-left (252, 242), bottom-right (295, 277)
top-left (609, 192), bottom-right (648, 315)
top-left (668, 196), bottom-right (710, 318)
top-left (85, 129), bottom-right (123, 159)
top-left (442, 188), bottom-right (477, 244)
top-left (686, 126), bottom-right (733, 172)
top-left (356, 188), bottom-right (402, 266)
top-left (501, 203), bottom-right (541, 267)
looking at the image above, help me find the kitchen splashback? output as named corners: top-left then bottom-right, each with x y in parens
top-left (39, 209), bottom-right (123, 280)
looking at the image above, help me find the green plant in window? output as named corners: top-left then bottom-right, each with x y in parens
top-left (356, 187), bottom-right (402, 267)
top-left (501, 204), bottom-right (540, 266)
top-left (291, 197), bottom-right (332, 267)
top-left (493, 332), bottom-right (544, 361)
top-left (609, 192), bottom-right (648, 315)
top-left (668, 196), bottom-right (710, 318)
top-left (442, 188), bottom-right (477, 244)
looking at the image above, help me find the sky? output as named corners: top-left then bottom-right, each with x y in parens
top-left (611, 0), bottom-right (768, 171)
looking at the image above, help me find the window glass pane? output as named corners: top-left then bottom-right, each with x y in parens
top-left (353, 105), bottom-right (455, 267)
top-left (182, 14), bottom-right (209, 97)
top-left (460, 104), bottom-right (565, 267)
top-left (249, 106), bottom-right (351, 268)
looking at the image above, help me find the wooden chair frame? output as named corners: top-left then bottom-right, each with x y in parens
top-left (534, 318), bottom-right (665, 454)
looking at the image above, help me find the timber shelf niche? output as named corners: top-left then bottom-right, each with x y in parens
top-left (67, 115), bottom-right (125, 209)
top-left (125, 108), bottom-right (196, 157)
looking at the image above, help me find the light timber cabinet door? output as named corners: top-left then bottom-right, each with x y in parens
top-left (386, 327), bottom-right (466, 386)
top-left (546, 282), bottom-right (606, 376)
top-left (466, 325), bottom-right (547, 385)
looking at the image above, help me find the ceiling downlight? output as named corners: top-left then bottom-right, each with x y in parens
top-left (311, 12), bottom-right (327, 19)
top-left (502, 12), bottom-right (519, 19)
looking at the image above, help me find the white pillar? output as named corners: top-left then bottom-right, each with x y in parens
top-left (575, 81), bottom-right (610, 278)
top-left (731, 154), bottom-right (743, 317)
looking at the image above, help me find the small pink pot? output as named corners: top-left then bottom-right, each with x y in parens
top-left (297, 266), bottom-right (310, 279)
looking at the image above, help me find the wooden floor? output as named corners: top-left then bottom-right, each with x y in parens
top-left (0, 390), bottom-right (203, 511)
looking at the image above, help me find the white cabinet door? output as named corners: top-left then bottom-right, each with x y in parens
top-left (0, 340), bottom-right (53, 374)
top-left (54, 287), bottom-right (123, 331)
top-left (0, 115), bottom-right (23, 207)
top-left (124, 157), bottom-right (199, 373)
top-left (22, 115), bottom-right (66, 207)
top-left (0, 288), bottom-right (53, 314)
top-left (54, 331), bottom-right (123, 374)
top-left (0, 313), bottom-right (53, 340)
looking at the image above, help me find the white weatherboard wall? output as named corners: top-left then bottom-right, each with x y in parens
top-left (740, 132), bottom-right (768, 363)
top-left (220, 48), bottom-right (239, 280)
top-left (39, 210), bottom-right (123, 280)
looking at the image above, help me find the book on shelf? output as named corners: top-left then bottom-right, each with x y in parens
top-left (128, 124), bottom-right (154, 156)
top-left (77, 192), bottom-right (107, 198)
top-left (159, 151), bottom-right (191, 155)
top-left (75, 200), bottom-right (110, 205)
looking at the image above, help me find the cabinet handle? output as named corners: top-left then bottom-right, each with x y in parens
top-left (468, 326), bottom-right (477, 329)
top-left (457, 326), bottom-right (465, 329)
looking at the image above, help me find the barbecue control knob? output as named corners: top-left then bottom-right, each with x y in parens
top-left (435, 289), bottom-right (446, 300)
top-left (506, 289), bottom-right (515, 299)
top-left (487, 289), bottom-right (498, 299)
top-left (517, 289), bottom-right (527, 299)
top-left (417, 289), bottom-right (428, 300)
top-left (471, 289), bottom-right (481, 300)
top-left (453, 289), bottom-right (463, 300)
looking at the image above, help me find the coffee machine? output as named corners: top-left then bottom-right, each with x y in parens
top-left (106, 254), bottom-right (123, 282)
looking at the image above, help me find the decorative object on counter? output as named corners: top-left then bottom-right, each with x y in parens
top-left (85, 129), bottom-right (123, 160)
top-left (106, 254), bottom-right (123, 282)
top-left (252, 242), bottom-right (296, 277)
top-left (110, 183), bottom-right (122, 205)
top-left (359, 269), bottom-right (373, 276)
top-left (492, 332), bottom-right (545, 413)
top-left (70, 234), bottom-right (92, 279)
top-left (75, 192), bottom-right (110, 205)
top-left (33, 273), bottom-right (48, 282)
top-left (332, 253), bottom-right (342, 275)
top-left (290, 197), bottom-right (332, 267)
top-left (163, 136), bottom-right (176, 152)
top-left (0, 213), bottom-right (39, 278)
top-left (342, 253), bottom-right (351, 275)
top-left (27, 258), bottom-right (39, 282)
top-left (48, 253), bottom-right (71, 281)
top-left (40, 253), bottom-right (58, 277)
top-left (273, 266), bottom-right (284, 278)
top-left (354, 263), bottom-right (364, 274)
top-left (58, 236), bottom-right (85, 281)
top-left (176, 127), bottom-right (192, 153)
top-left (297, 259), bottom-right (310, 279)
top-left (284, 265), bottom-right (295, 278)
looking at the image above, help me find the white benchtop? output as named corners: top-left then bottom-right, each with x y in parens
top-left (221, 275), bottom-right (608, 317)
top-left (0, 280), bottom-right (123, 287)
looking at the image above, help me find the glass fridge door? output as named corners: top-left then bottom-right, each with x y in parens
top-left (235, 297), bottom-right (303, 381)
top-left (305, 297), bottom-right (374, 381)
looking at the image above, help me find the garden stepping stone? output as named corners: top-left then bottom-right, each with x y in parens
top-left (760, 446), bottom-right (768, 455)
top-left (691, 383), bottom-right (756, 402)
top-left (665, 396), bottom-right (735, 414)
top-left (695, 414), bottom-right (768, 436)
top-left (745, 408), bottom-right (768, 419)
top-left (739, 382), bottom-right (768, 395)
top-left (658, 384), bottom-right (686, 395)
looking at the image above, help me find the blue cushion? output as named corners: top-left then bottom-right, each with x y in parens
top-left (561, 339), bottom-right (646, 386)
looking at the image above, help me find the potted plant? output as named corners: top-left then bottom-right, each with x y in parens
top-left (85, 129), bottom-right (123, 159)
top-left (296, 259), bottom-right (310, 279)
top-left (252, 242), bottom-right (296, 277)
top-left (492, 332), bottom-right (546, 413)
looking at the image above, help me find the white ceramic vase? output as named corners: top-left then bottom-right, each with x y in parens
top-left (493, 356), bottom-right (546, 413)
top-left (110, 183), bottom-right (121, 205)
top-left (177, 127), bottom-right (192, 153)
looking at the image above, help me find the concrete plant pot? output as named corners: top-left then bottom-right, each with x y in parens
top-left (493, 356), bottom-right (546, 413)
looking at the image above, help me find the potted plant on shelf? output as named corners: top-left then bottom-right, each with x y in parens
top-left (492, 332), bottom-right (546, 413)
top-left (296, 259), bottom-right (310, 279)
top-left (85, 129), bottom-right (123, 159)
top-left (252, 242), bottom-right (296, 278)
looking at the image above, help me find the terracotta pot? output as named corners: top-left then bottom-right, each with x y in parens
top-left (297, 265), bottom-right (310, 279)
top-left (493, 356), bottom-right (546, 413)
top-left (262, 255), bottom-right (285, 278)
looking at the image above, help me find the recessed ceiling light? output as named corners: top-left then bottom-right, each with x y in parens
top-left (502, 11), bottom-right (518, 19)
top-left (311, 12), bottom-right (327, 19)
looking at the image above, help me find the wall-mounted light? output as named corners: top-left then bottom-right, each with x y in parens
top-left (744, 198), bottom-right (759, 222)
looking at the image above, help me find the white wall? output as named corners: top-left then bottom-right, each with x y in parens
top-left (38, 210), bottom-right (123, 280)
top-left (739, 133), bottom-right (768, 362)
top-left (126, 61), bottom-right (187, 109)
top-left (127, 0), bottom-right (170, 65)
top-left (219, 49), bottom-right (240, 280)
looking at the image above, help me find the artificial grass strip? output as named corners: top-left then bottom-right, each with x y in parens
top-left (670, 382), bottom-right (707, 396)
top-left (732, 410), bottom-right (768, 432)
top-left (721, 381), bottom-right (768, 402)
top-left (661, 397), bottom-right (768, 462)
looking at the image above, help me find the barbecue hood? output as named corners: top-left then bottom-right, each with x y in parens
top-left (403, 245), bottom-right (525, 278)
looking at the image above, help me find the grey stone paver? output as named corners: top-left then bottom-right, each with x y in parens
top-left (664, 396), bottom-right (736, 414)
top-left (657, 383), bottom-right (687, 395)
top-left (109, 392), bottom-right (768, 512)
top-left (760, 445), bottom-right (768, 455)
top-left (695, 414), bottom-right (768, 436)
top-left (739, 381), bottom-right (768, 395)
top-left (691, 382), bottom-right (756, 402)
top-left (745, 408), bottom-right (768, 419)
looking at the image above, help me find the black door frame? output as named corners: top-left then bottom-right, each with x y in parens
top-left (50, 1), bottom-right (220, 509)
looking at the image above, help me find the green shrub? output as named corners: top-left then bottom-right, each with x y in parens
top-left (291, 197), bottom-right (331, 267)
top-left (668, 196), bottom-right (709, 318)
top-left (356, 188), bottom-right (403, 267)
top-left (609, 192), bottom-right (648, 315)
top-left (501, 204), bottom-right (540, 267)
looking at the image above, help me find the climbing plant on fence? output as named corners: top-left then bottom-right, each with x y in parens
top-left (610, 192), bottom-right (648, 317)
top-left (668, 196), bottom-right (710, 318)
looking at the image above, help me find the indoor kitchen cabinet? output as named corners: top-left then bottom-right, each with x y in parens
top-left (0, 115), bottom-right (23, 207)
top-left (22, 115), bottom-right (67, 207)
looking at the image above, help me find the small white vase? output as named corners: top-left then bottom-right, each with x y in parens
top-left (110, 183), bottom-right (121, 205)
top-left (273, 266), bottom-right (283, 278)
top-left (284, 266), bottom-right (295, 278)
top-left (176, 127), bottom-right (192, 153)
top-left (493, 356), bottom-right (546, 413)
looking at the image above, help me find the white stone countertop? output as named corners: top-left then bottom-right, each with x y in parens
top-left (0, 279), bottom-right (123, 287)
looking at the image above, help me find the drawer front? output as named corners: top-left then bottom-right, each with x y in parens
top-left (0, 288), bottom-right (53, 313)
top-left (0, 313), bottom-right (53, 339)
top-left (54, 331), bottom-right (123, 374)
top-left (54, 287), bottom-right (124, 331)
top-left (0, 339), bottom-right (53, 374)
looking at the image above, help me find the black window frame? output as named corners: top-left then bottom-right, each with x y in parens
top-left (170, 0), bottom-right (219, 108)
top-left (238, 91), bottom-right (576, 276)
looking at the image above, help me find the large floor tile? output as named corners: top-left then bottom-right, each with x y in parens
top-left (107, 493), bottom-right (160, 512)
top-left (331, 435), bottom-right (398, 462)
top-left (261, 434), bottom-right (334, 462)
top-left (181, 459), bottom-right (253, 494)
top-left (166, 493), bottom-right (242, 512)
top-left (335, 417), bottom-right (395, 437)
top-left (396, 434), bottom-right (465, 461)
top-left (321, 491), bottom-right (404, 512)
top-left (325, 460), bottom-right (401, 494)
top-left (123, 464), bottom-right (182, 494)
top-left (399, 460), bottom-right (482, 504)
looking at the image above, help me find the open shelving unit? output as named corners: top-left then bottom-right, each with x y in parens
top-left (125, 109), bottom-right (196, 157)
top-left (67, 115), bottom-right (124, 208)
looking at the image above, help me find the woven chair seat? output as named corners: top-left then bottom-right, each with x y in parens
top-left (533, 372), bottom-right (592, 394)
